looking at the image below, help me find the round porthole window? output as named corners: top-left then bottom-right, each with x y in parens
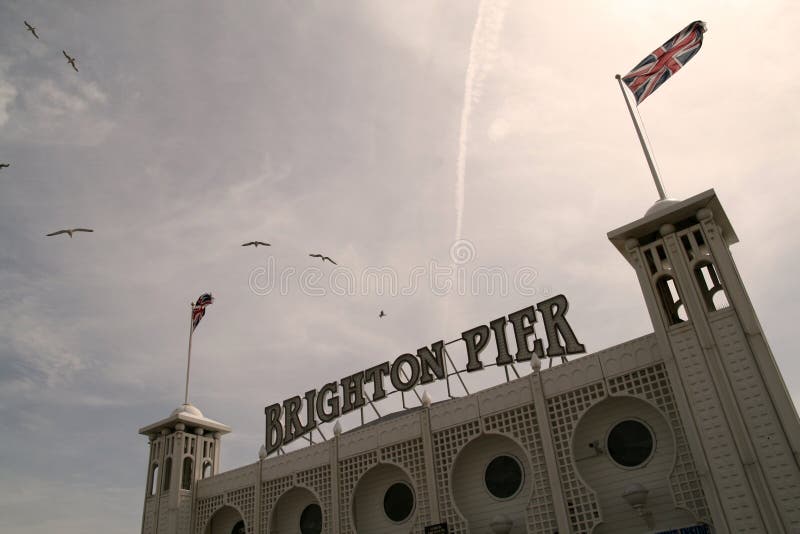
top-left (299, 503), bottom-right (322, 534)
top-left (607, 420), bottom-right (654, 468)
top-left (484, 455), bottom-right (524, 499)
top-left (383, 482), bottom-right (415, 523)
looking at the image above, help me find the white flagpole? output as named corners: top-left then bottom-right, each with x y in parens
top-left (184, 302), bottom-right (194, 406)
top-left (615, 74), bottom-right (667, 200)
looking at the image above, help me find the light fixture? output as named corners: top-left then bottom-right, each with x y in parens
top-left (422, 390), bottom-right (432, 407)
top-left (588, 440), bottom-right (604, 455)
top-left (531, 353), bottom-right (542, 372)
top-left (489, 514), bottom-right (513, 534)
top-left (622, 483), bottom-right (649, 516)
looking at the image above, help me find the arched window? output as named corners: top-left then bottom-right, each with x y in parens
top-left (694, 261), bottom-right (729, 312)
top-left (300, 504), bottom-right (322, 534)
top-left (231, 520), bottom-right (245, 534)
top-left (607, 420), bottom-right (654, 468)
top-left (162, 457), bottom-right (172, 491)
top-left (202, 461), bottom-right (212, 479)
top-left (484, 455), bottom-right (524, 500)
top-left (149, 463), bottom-right (159, 496)
top-left (181, 457), bottom-right (193, 490)
top-left (383, 482), bottom-right (415, 523)
top-left (655, 275), bottom-right (687, 325)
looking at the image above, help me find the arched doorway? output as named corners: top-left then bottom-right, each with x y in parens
top-left (270, 486), bottom-right (323, 534)
top-left (352, 463), bottom-right (416, 533)
top-left (572, 395), bottom-right (697, 533)
top-left (451, 433), bottom-right (532, 533)
top-left (204, 505), bottom-right (245, 534)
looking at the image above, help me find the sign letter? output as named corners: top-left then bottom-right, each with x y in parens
top-left (418, 340), bottom-right (446, 384)
top-left (264, 403), bottom-right (283, 455)
top-left (316, 382), bottom-right (340, 423)
top-left (508, 306), bottom-right (544, 362)
top-left (537, 295), bottom-right (586, 357)
top-left (462, 324), bottom-right (491, 371)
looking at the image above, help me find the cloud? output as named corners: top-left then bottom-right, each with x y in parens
top-left (0, 288), bottom-right (87, 395)
top-left (0, 476), bottom-right (139, 534)
top-left (0, 56), bottom-right (18, 127)
top-left (0, 80), bottom-right (17, 127)
top-left (0, 69), bottom-right (113, 146)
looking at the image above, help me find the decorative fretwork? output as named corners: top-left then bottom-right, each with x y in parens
top-left (608, 362), bottom-right (711, 522)
top-left (262, 475), bottom-right (293, 531)
top-left (297, 465), bottom-right (333, 534)
top-left (381, 438), bottom-right (431, 532)
top-left (484, 404), bottom-right (559, 532)
top-left (431, 421), bottom-right (481, 534)
top-left (338, 451), bottom-right (378, 533)
top-left (547, 381), bottom-right (605, 533)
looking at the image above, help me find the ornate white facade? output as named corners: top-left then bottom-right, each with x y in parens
top-left (139, 190), bottom-right (800, 533)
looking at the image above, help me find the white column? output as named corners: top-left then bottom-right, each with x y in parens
top-left (420, 401), bottom-right (441, 523)
top-left (329, 429), bottom-right (341, 534)
top-left (529, 371), bottom-right (570, 533)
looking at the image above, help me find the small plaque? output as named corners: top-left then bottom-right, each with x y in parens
top-left (425, 523), bottom-right (448, 534)
top-left (655, 525), bottom-right (710, 534)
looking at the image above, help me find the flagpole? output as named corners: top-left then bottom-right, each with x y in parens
top-left (184, 302), bottom-right (194, 406)
top-left (615, 74), bottom-right (667, 200)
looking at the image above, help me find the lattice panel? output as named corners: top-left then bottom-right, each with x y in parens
top-left (262, 475), bottom-right (294, 532)
top-left (431, 420), bottom-right (481, 534)
top-left (670, 328), bottom-right (761, 530)
top-left (297, 465), bottom-right (333, 534)
top-left (195, 494), bottom-right (224, 534)
top-left (484, 404), bottom-right (559, 532)
top-left (338, 450), bottom-right (378, 533)
top-left (158, 494), bottom-right (170, 532)
top-left (712, 314), bottom-right (800, 523)
top-left (608, 363), bottom-right (711, 522)
top-left (178, 495), bottom-right (192, 534)
top-left (381, 438), bottom-right (431, 532)
top-left (547, 381), bottom-right (605, 533)
top-left (227, 486), bottom-right (256, 533)
top-left (142, 498), bottom-right (156, 534)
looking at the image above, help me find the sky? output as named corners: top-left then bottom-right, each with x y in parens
top-left (1, 1), bottom-right (799, 532)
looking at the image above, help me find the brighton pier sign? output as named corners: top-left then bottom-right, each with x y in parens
top-left (265, 294), bottom-right (585, 454)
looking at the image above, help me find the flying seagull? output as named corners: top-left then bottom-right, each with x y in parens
top-left (378, 310), bottom-right (386, 318)
top-left (62, 50), bottom-right (78, 72)
top-left (24, 21), bottom-right (39, 39)
top-left (0, 163), bottom-right (9, 170)
top-left (242, 241), bottom-right (271, 248)
top-left (46, 228), bottom-right (93, 238)
top-left (309, 253), bottom-right (337, 265)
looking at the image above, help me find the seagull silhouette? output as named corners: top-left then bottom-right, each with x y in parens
top-left (0, 163), bottom-right (9, 170)
top-left (62, 50), bottom-right (78, 72)
top-left (46, 228), bottom-right (93, 238)
top-left (242, 241), bottom-right (271, 248)
top-left (378, 310), bottom-right (386, 318)
top-left (24, 21), bottom-right (39, 39)
top-left (309, 253), bottom-right (337, 265)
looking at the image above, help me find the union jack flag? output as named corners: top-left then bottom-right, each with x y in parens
top-left (191, 293), bottom-right (214, 332)
top-left (622, 21), bottom-right (707, 104)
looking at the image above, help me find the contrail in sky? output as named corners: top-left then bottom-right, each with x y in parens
top-left (454, 0), bottom-right (509, 241)
top-left (445, 0), bottom-right (508, 339)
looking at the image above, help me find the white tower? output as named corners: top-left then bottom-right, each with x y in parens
top-left (139, 403), bottom-right (231, 534)
top-left (608, 190), bottom-right (800, 532)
